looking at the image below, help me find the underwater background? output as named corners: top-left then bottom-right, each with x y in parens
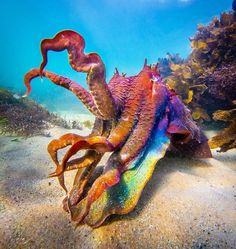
top-left (1, 1), bottom-right (236, 248)
top-left (1, 0), bottom-right (233, 114)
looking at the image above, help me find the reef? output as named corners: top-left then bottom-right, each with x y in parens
top-left (24, 30), bottom-right (211, 228)
top-left (163, 8), bottom-right (236, 122)
top-left (0, 87), bottom-right (80, 136)
top-left (158, 6), bottom-right (236, 152)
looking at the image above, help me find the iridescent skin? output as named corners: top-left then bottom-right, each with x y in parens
top-left (24, 30), bottom-right (212, 228)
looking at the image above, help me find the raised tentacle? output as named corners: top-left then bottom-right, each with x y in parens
top-left (39, 30), bottom-right (116, 120)
top-left (24, 68), bottom-right (105, 119)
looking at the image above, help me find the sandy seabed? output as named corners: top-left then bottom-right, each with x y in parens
top-left (0, 125), bottom-right (235, 249)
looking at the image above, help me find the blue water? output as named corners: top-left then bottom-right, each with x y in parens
top-left (1, 0), bottom-right (233, 114)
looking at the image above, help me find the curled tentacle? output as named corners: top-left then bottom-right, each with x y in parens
top-left (46, 118), bottom-right (105, 192)
top-left (52, 136), bottom-right (114, 178)
top-left (48, 117), bottom-right (111, 193)
top-left (47, 120), bottom-right (113, 179)
top-left (24, 69), bottom-right (105, 119)
top-left (47, 133), bottom-right (84, 167)
top-left (47, 118), bottom-right (103, 174)
top-left (47, 133), bottom-right (89, 193)
top-left (39, 30), bottom-right (116, 120)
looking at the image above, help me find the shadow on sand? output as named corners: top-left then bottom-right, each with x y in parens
top-left (88, 154), bottom-right (213, 227)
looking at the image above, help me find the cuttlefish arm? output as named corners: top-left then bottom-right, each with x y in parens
top-left (83, 115), bottom-right (170, 227)
top-left (24, 68), bottom-right (107, 120)
top-left (39, 30), bottom-right (116, 120)
top-left (66, 70), bottom-right (169, 225)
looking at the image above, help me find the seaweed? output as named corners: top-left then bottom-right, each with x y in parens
top-left (157, 5), bottom-right (236, 155)
top-left (158, 53), bottom-right (184, 78)
top-left (164, 61), bottom-right (210, 122)
top-left (0, 87), bottom-right (81, 137)
top-left (162, 7), bottom-right (236, 122)
top-left (208, 107), bottom-right (236, 152)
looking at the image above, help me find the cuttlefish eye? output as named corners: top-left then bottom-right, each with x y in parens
top-left (151, 75), bottom-right (160, 83)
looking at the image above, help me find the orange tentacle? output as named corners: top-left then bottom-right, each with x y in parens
top-left (47, 133), bottom-right (83, 166)
top-left (23, 69), bottom-right (105, 119)
top-left (52, 136), bottom-right (114, 178)
top-left (39, 30), bottom-right (116, 120)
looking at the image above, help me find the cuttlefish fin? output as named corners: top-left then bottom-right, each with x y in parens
top-left (84, 117), bottom-right (170, 227)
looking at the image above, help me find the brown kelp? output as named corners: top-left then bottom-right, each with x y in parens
top-left (163, 8), bottom-right (236, 122)
top-left (158, 53), bottom-right (184, 78)
top-left (157, 5), bottom-right (236, 151)
top-left (209, 107), bottom-right (236, 152)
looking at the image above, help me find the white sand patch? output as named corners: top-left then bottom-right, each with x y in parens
top-left (55, 111), bottom-right (95, 123)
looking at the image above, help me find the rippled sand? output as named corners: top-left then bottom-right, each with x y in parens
top-left (0, 127), bottom-right (235, 249)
